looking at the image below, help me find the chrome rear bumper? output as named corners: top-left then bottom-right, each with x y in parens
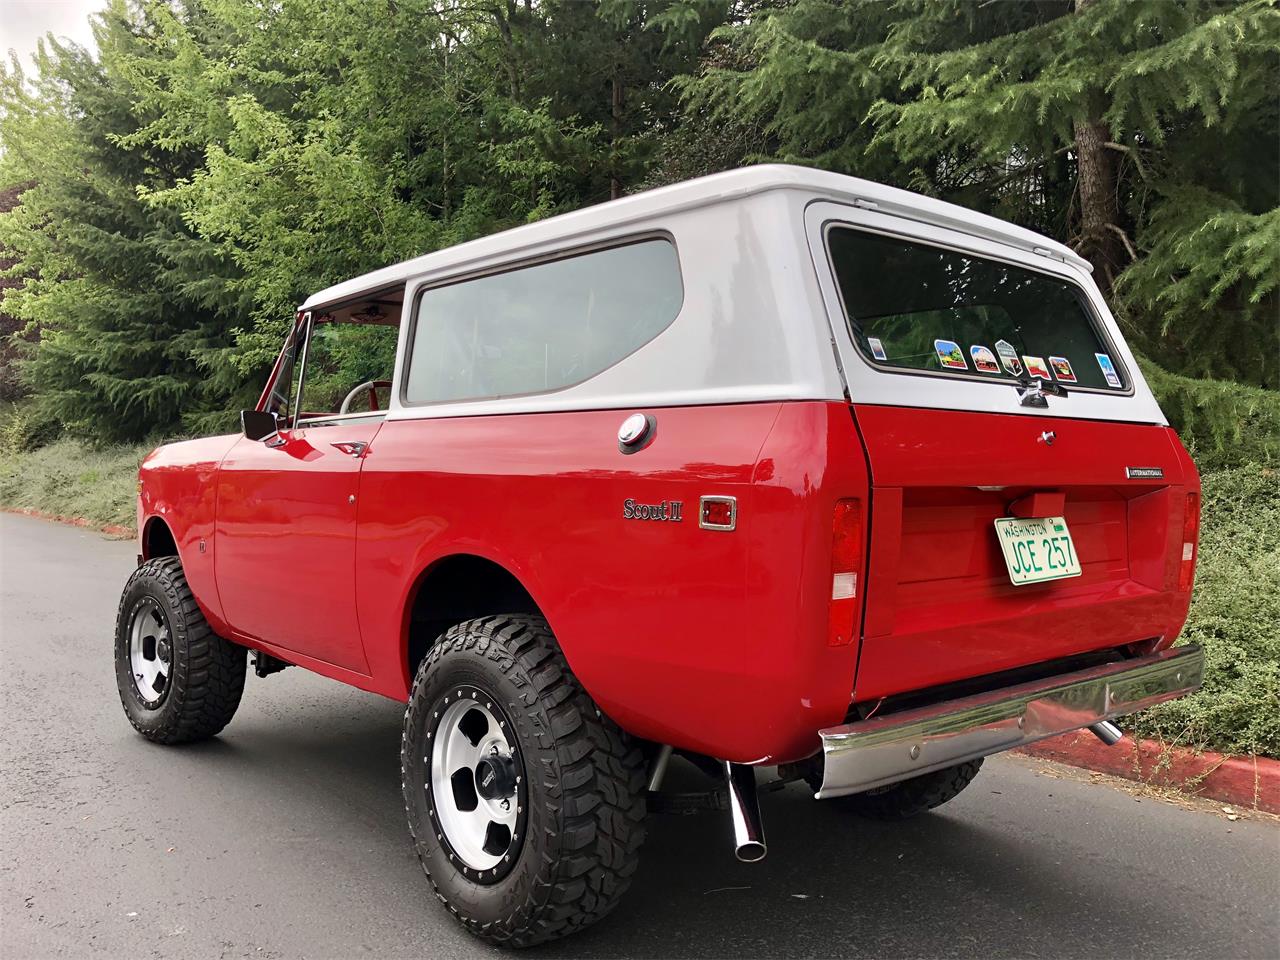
top-left (816, 645), bottom-right (1204, 799)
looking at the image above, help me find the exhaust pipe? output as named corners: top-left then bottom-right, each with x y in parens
top-left (1089, 720), bottom-right (1124, 746)
top-left (723, 761), bottom-right (767, 862)
top-left (647, 744), bottom-right (674, 793)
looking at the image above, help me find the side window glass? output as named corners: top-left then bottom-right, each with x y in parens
top-left (404, 239), bottom-right (682, 405)
top-left (300, 321), bottom-right (400, 417)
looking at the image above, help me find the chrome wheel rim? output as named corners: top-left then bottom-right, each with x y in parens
top-left (427, 687), bottom-right (524, 881)
top-left (128, 596), bottom-right (172, 706)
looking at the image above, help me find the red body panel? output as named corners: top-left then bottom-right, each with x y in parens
top-left (137, 398), bottom-right (1198, 766)
top-left (214, 422), bottom-right (381, 674)
top-left (850, 405), bottom-right (1199, 702)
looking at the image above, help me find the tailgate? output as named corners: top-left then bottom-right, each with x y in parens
top-left (851, 404), bottom-right (1195, 702)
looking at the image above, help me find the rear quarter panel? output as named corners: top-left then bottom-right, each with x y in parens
top-left (354, 400), bottom-right (867, 763)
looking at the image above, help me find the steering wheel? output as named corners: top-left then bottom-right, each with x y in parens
top-left (339, 379), bottom-right (392, 415)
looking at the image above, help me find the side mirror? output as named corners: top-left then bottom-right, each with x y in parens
top-left (241, 409), bottom-right (281, 442)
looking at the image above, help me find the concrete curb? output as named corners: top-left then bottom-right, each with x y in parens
top-left (1017, 730), bottom-right (1280, 814)
top-left (4, 507), bottom-right (134, 539)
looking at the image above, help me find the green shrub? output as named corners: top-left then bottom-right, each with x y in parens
top-left (0, 402), bottom-right (62, 456)
top-left (1138, 358), bottom-right (1280, 471)
top-left (1130, 464), bottom-right (1280, 757)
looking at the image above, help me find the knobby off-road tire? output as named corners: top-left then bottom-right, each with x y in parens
top-left (401, 615), bottom-right (647, 948)
top-left (832, 759), bottom-right (984, 820)
top-left (114, 557), bottom-right (246, 743)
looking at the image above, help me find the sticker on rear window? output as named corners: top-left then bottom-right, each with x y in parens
top-left (970, 345), bottom-right (1000, 374)
top-left (1049, 356), bottom-right (1077, 382)
top-left (867, 337), bottom-right (887, 361)
top-left (995, 340), bottom-right (1023, 376)
top-left (934, 339), bottom-right (967, 370)
top-left (1023, 355), bottom-right (1051, 380)
top-left (1095, 353), bottom-right (1122, 387)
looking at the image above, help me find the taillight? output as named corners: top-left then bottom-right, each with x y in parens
top-left (1179, 491), bottom-right (1200, 591)
top-left (828, 499), bottom-right (863, 646)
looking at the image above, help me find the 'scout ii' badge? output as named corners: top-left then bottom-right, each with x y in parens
top-left (623, 499), bottom-right (683, 522)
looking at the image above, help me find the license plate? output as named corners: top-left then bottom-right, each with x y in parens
top-left (993, 516), bottom-right (1082, 585)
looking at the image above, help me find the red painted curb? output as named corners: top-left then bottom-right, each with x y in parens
top-left (4, 507), bottom-right (134, 539)
top-left (1018, 730), bottom-right (1280, 814)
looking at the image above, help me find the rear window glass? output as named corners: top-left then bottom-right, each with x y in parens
top-left (827, 227), bottom-right (1127, 391)
top-left (404, 239), bottom-right (682, 405)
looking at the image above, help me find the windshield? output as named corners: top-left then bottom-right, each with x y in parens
top-left (827, 227), bottom-right (1128, 392)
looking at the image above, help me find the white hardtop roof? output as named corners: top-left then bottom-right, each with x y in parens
top-left (301, 164), bottom-right (1090, 311)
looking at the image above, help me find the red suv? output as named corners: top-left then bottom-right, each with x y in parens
top-left (116, 165), bottom-right (1203, 947)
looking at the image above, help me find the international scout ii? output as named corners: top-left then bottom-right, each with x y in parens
top-left (115, 165), bottom-right (1204, 946)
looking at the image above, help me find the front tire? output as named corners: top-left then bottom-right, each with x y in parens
top-left (401, 615), bottom-right (646, 947)
top-left (114, 557), bottom-right (246, 744)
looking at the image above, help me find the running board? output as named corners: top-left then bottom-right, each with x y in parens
top-left (816, 645), bottom-right (1204, 799)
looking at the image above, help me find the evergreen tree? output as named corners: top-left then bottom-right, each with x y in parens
top-left (677, 0), bottom-right (1279, 385)
top-left (0, 1), bottom-right (251, 440)
top-left (114, 0), bottom-right (723, 370)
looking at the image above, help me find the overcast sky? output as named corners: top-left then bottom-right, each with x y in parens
top-left (1, 0), bottom-right (105, 68)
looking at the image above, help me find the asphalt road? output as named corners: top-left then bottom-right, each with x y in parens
top-left (1, 512), bottom-right (1277, 960)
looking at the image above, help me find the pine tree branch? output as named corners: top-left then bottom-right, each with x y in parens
top-left (1105, 223), bottom-right (1138, 263)
top-left (1103, 141), bottom-right (1147, 180)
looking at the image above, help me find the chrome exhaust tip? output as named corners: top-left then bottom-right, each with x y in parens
top-left (735, 839), bottom-right (767, 863)
top-left (1088, 720), bottom-right (1124, 746)
top-left (723, 761), bottom-right (767, 862)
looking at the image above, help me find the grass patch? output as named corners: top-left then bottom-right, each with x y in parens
top-left (0, 436), bottom-right (148, 530)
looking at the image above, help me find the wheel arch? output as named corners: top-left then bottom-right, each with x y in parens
top-left (401, 553), bottom-right (549, 689)
top-left (141, 515), bottom-right (179, 561)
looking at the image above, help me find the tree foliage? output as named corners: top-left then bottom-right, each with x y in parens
top-left (0, 0), bottom-right (1276, 441)
top-left (679, 0), bottom-right (1279, 385)
top-left (0, 5), bottom-right (252, 439)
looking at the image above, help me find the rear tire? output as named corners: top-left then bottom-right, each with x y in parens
top-left (828, 759), bottom-right (983, 820)
top-left (401, 615), bottom-right (646, 947)
top-left (114, 557), bottom-right (246, 744)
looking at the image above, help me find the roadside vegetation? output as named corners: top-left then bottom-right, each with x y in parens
top-left (0, 433), bottom-right (144, 531)
top-left (1131, 464), bottom-right (1279, 757)
top-left (0, 1), bottom-right (1276, 758)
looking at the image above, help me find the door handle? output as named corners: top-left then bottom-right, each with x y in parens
top-left (330, 440), bottom-right (368, 458)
